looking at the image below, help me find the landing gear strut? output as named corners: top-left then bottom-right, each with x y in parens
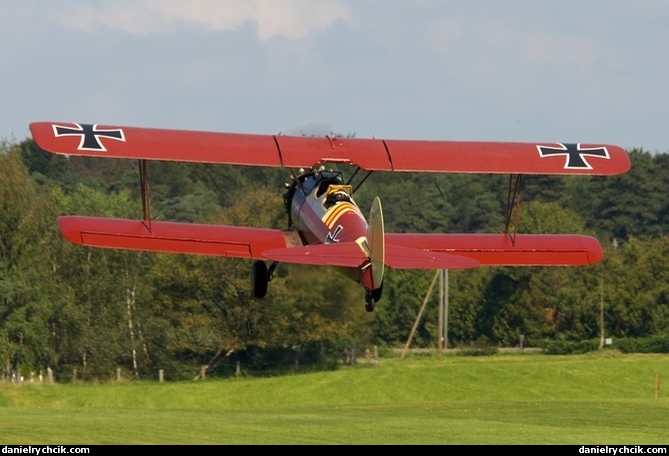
top-left (364, 284), bottom-right (383, 312)
top-left (251, 260), bottom-right (268, 298)
top-left (251, 260), bottom-right (278, 299)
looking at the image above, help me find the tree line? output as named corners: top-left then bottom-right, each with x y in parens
top-left (1, 139), bottom-right (668, 381)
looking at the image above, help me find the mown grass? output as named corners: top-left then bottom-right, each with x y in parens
top-left (1, 351), bottom-right (668, 444)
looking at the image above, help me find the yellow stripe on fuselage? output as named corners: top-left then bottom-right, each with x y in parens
top-left (323, 202), bottom-right (357, 228)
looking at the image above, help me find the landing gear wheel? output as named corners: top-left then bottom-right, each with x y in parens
top-left (364, 284), bottom-right (382, 312)
top-left (372, 283), bottom-right (383, 302)
top-left (251, 260), bottom-right (268, 298)
top-left (364, 290), bottom-right (376, 312)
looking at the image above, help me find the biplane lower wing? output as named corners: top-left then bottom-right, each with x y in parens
top-left (57, 216), bottom-right (302, 258)
top-left (385, 233), bottom-right (603, 266)
top-left (58, 217), bottom-right (602, 268)
top-left (30, 122), bottom-right (631, 175)
top-left (58, 216), bottom-right (479, 269)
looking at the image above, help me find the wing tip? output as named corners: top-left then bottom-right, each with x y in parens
top-left (583, 235), bottom-right (604, 264)
top-left (57, 215), bottom-right (85, 245)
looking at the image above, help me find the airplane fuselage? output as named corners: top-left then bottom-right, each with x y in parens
top-left (285, 170), bottom-right (375, 291)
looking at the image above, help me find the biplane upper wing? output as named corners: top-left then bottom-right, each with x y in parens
top-left (30, 122), bottom-right (630, 175)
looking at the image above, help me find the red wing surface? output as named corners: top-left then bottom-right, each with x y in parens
top-left (31, 122), bottom-right (630, 175)
top-left (58, 216), bottom-right (302, 259)
top-left (380, 140), bottom-right (630, 175)
top-left (384, 245), bottom-right (479, 269)
top-left (262, 242), bottom-right (368, 267)
top-left (30, 122), bottom-right (283, 167)
top-left (385, 233), bottom-right (603, 266)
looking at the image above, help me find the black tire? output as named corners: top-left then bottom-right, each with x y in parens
top-left (364, 291), bottom-right (375, 312)
top-left (372, 283), bottom-right (383, 302)
top-left (251, 260), bottom-right (268, 298)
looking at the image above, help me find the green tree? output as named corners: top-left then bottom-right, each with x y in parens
top-left (0, 146), bottom-right (65, 378)
top-left (371, 269), bottom-right (439, 348)
top-left (567, 150), bottom-right (665, 240)
top-left (467, 201), bottom-right (596, 344)
top-left (49, 184), bottom-right (157, 380)
top-left (603, 236), bottom-right (669, 338)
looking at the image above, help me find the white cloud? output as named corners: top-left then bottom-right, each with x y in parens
top-left (56, 0), bottom-right (351, 40)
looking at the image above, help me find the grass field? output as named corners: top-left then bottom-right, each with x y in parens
top-left (1, 351), bottom-right (668, 444)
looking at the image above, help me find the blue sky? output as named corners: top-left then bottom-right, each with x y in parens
top-left (2, 1), bottom-right (668, 152)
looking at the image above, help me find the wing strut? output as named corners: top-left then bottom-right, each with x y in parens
top-left (139, 159), bottom-right (152, 231)
top-left (504, 174), bottom-right (522, 245)
top-left (352, 169), bottom-right (374, 194)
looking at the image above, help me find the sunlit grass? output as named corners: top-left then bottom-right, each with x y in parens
top-left (1, 351), bottom-right (668, 444)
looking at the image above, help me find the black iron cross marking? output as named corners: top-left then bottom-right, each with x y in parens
top-left (325, 225), bottom-right (343, 243)
top-left (52, 123), bottom-right (125, 151)
top-left (537, 143), bottom-right (609, 170)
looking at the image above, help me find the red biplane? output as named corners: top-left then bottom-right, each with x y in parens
top-left (29, 122), bottom-right (631, 311)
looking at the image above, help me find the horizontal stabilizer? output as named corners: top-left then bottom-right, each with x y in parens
top-left (385, 245), bottom-right (479, 269)
top-left (264, 242), bottom-right (481, 270)
top-left (262, 242), bottom-right (368, 267)
top-left (386, 233), bottom-right (603, 266)
top-left (57, 216), bottom-right (299, 259)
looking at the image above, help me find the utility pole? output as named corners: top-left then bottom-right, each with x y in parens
top-left (443, 269), bottom-right (449, 351)
top-left (402, 270), bottom-right (439, 360)
top-left (599, 279), bottom-right (605, 349)
top-left (438, 270), bottom-right (443, 356)
top-left (403, 269), bottom-right (450, 359)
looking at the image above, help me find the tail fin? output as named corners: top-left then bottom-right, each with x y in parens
top-left (366, 196), bottom-right (385, 290)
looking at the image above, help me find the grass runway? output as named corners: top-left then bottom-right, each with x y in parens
top-left (1, 351), bottom-right (668, 444)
